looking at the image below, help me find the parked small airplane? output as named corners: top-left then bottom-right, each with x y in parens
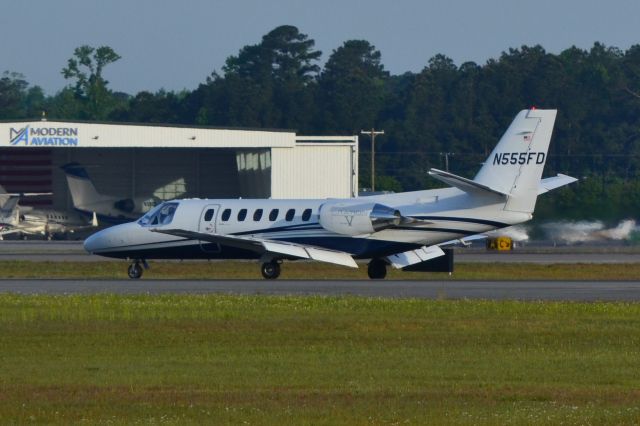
top-left (84, 109), bottom-right (577, 279)
top-left (61, 162), bottom-right (160, 224)
top-left (0, 194), bottom-right (98, 240)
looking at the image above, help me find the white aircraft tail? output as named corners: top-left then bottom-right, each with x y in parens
top-left (0, 185), bottom-right (9, 209)
top-left (61, 163), bottom-right (107, 210)
top-left (0, 197), bottom-right (20, 225)
top-left (473, 109), bottom-right (558, 213)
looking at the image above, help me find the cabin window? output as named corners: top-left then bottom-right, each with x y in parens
top-left (253, 209), bottom-right (263, 221)
top-left (285, 209), bottom-right (295, 221)
top-left (269, 209), bottom-right (279, 221)
top-left (204, 209), bottom-right (215, 221)
top-left (138, 202), bottom-right (179, 226)
top-left (237, 209), bottom-right (248, 221)
top-left (302, 209), bottom-right (312, 221)
top-left (221, 209), bottom-right (232, 221)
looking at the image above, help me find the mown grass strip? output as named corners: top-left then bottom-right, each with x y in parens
top-left (0, 295), bottom-right (639, 424)
top-left (0, 260), bottom-right (638, 280)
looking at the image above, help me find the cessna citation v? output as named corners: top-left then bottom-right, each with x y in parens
top-left (84, 109), bottom-right (576, 279)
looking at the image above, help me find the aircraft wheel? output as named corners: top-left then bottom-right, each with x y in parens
top-left (261, 261), bottom-right (281, 280)
top-left (128, 262), bottom-right (143, 279)
top-left (367, 259), bottom-right (387, 279)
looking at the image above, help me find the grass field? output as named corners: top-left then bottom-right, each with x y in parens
top-left (1, 260), bottom-right (640, 280)
top-left (1, 295), bottom-right (639, 424)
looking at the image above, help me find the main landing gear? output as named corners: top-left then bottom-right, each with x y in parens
top-left (261, 260), bottom-right (281, 279)
top-left (367, 258), bottom-right (388, 279)
top-left (127, 259), bottom-right (148, 279)
top-left (258, 258), bottom-right (387, 280)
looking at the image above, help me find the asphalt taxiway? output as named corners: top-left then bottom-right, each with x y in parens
top-left (1, 279), bottom-right (639, 301)
top-left (2, 241), bottom-right (640, 263)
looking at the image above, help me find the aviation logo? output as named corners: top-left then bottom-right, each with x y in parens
top-left (9, 126), bottom-right (79, 146)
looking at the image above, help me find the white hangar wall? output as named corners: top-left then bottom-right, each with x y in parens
top-left (0, 120), bottom-right (358, 210)
top-left (271, 137), bottom-right (358, 199)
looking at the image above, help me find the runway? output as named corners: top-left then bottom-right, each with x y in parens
top-left (1, 279), bottom-right (639, 301)
top-left (1, 242), bottom-right (640, 302)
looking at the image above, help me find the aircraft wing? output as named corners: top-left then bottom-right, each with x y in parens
top-left (0, 228), bottom-right (23, 236)
top-left (538, 174), bottom-right (578, 194)
top-left (438, 234), bottom-right (488, 247)
top-left (151, 228), bottom-right (358, 268)
top-left (386, 245), bottom-right (445, 269)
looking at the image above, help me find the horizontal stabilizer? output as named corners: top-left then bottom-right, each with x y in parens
top-left (152, 228), bottom-right (358, 268)
top-left (428, 168), bottom-right (508, 197)
top-left (538, 174), bottom-right (578, 194)
top-left (386, 245), bottom-right (445, 269)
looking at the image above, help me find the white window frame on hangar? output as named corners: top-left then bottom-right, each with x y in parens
top-left (0, 119), bottom-right (358, 211)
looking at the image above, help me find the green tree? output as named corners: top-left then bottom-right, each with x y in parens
top-left (0, 72), bottom-right (29, 119)
top-left (109, 90), bottom-right (185, 124)
top-left (61, 45), bottom-right (121, 120)
top-left (317, 40), bottom-right (388, 133)
top-left (45, 87), bottom-right (85, 120)
top-left (207, 25), bottom-right (321, 129)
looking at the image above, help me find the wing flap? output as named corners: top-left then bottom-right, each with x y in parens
top-left (386, 245), bottom-right (445, 269)
top-left (152, 228), bottom-right (358, 268)
top-left (305, 247), bottom-right (358, 268)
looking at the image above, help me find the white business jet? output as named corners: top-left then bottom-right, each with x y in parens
top-left (84, 109), bottom-right (576, 279)
top-left (0, 192), bottom-right (98, 240)
top-left (61, 162), bottom-right (160, 224)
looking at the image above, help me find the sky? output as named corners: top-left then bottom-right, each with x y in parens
top-left (1, 0), bottom-right (639, 95)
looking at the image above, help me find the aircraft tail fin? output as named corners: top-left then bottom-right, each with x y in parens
top-left (0, 185), bottom-right (9, 209)
top-left (473, 109), bottom-right (565, 213)
top-left (61, 163), bottom-right (106, 210)
top-left (0, 197), bottom-right (19, 214)
top-left (0, 196), bottom-right (20, 225)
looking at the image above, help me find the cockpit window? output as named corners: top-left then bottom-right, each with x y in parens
top-left (138, 202), bottom-right (179, 226)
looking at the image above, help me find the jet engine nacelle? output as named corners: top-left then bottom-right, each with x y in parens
top-left (318, 202), bottom-right (402, 236)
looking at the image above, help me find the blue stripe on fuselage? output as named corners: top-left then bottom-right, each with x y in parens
top-left (91, 217), bottom-right (491, 260)
top-left (409, 215), bottom-right (509, 228)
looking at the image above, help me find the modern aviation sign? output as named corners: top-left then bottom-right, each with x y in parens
top-left (9, 125), bottom-right (79, 146)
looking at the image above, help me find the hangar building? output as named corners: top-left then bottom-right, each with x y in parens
top-left (0, 120), bottom-right (358, 211)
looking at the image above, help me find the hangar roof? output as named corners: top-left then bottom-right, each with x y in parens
top-left (0, 120), bottom-right (297, 149)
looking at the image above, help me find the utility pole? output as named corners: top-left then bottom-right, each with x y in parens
top-left (440, 152), bottom-right (454, 172)
top-left (360, 128), bottom-right (384, 191)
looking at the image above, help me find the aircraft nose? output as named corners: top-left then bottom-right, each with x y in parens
top-left (83, 228), bottom-right (110, 253)
top-left (84, 221), bottom-right (143, 254)
top-left (84, 223), bottom-right (134, 254)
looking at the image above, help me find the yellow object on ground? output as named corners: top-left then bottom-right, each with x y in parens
top-left (487, 236), bottom-right (513, 251)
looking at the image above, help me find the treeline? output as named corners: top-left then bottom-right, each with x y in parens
top-left (2, 25), bottom-right (640, 221)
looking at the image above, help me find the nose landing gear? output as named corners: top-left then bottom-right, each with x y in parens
top-left (127, 259), bottom-right (148, 279)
